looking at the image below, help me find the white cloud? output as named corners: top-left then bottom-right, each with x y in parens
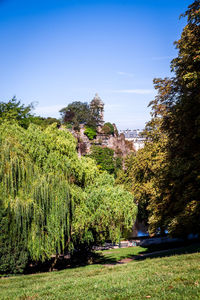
top-left (117, 71), bottom-right (134, 77)
top-left (112, 89), bottom-right (155, 95)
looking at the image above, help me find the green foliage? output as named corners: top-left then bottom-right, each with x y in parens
top-left (0, 123), bottom-right (136, 274)
top-left (116, 122), bottom-right (167, 229)
top-left (31, 116), bottom-right (61, 128)
top-left (0, 208), bottom-right (29, 274)
top-left (60, 101), bottom-right (98, 130)
top-left (66, 123), bottom-right (73, 129)
top-left (0, 98), bottom-right (61, 130)
top-left (89, 146), bottom-right (115, 173)
top-left (118, 1), bottom-right (200, 237)
top-left (0, 124), bottom-right (75, 271)
top-left (115, 156), bottom-right (123, 173)
top-left (89, 145), bottom-right (122, 176)
top-left (84, 126), bottom-right (97, 140)
top-left (147, 1), bottom-right (200, 237)
top-left (73, 172), bottom-right (137, 247)
top-left (0, 97), bottom-right (34, 129)
top-left (102, 122), bottom-right (114, 135)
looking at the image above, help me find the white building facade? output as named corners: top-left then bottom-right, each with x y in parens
top-left (120, 129), bottom-right (145, 151)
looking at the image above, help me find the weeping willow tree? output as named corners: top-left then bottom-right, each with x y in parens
top-left (0, 126), bottom-right (74, 273)
top-left (72, 173), bottom-right (137, 248)
top-left (0, 122), bottom-right (137, 274)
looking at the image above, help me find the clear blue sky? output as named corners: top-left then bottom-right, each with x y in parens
top-left (0, 0), bottom-right (192, 129)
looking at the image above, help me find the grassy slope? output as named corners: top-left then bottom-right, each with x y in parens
top-left (0, 245), bottom-right (200, 300)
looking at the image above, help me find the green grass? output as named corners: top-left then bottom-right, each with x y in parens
top-left (1, 244), bottom-right (200, 300)
top-left (96, 245), bottom-right (147, 263)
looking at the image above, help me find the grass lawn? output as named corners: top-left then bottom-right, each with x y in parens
top-left (0, 244), bottom-right (200, 300)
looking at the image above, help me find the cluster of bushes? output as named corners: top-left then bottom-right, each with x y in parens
top-left (89, 145), bottom-right (122, 176)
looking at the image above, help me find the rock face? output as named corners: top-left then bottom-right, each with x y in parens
top-left (75, 125), bottom-right (135, 157)
top-left (77, 127), bottom-right (91, 156)
top-left (64, 94), bottom-right (135, 157)
top-left (95, 133), bottom-right (134, 157)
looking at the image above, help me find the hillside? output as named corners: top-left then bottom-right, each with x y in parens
top-left (1, 244), bottom-right (200, 300)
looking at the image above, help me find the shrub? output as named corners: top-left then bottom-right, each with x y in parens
top-left (84, 126), bottom-right (97, 140)
top-left (66, 123), bottom-right (73, 129)
top-left (102, 122), bottom-right (114, 135)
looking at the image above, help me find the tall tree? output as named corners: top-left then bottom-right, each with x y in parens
top-left (147, 1), bottom-right (200, 237)
top-left (60, 101), bottom-right (98, 130)
top-left (0, 97), bottom-right (34, 128)
top-left (118, 1), bottom-right (200, 237)
top-left (116, 113), bottom-right (167, 232)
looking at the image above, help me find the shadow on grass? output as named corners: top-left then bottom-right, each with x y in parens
top-left (24, 241), bottom-right (200, 274)
top-left (94, 241), bottom-right (200, 265)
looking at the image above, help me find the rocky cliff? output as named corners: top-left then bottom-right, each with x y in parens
top-left (70, 124), bottom-right (135, 157)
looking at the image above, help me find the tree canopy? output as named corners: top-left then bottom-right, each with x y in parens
top-left (0, 122), bottom-right (136, 274)
top-left (154, 1), bottom-right (200, 237)
top-left (117, 1), bottom-right (200, 237)
top-left (0, 97), bottom-right (61, 129)
top-left (0, 97), bottom-right (34, 128)
top-left (60, 101), bottom-right (98, 130)
top-left (89, 145), bottom-right (122, 176)
top-left (102, 122), bottom-right (115, 135)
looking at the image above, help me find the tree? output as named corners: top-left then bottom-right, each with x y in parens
top-left (117, 0), bottom-right (200, 237)
top-left (102, 122), bottom-right (115, 135)
top-left (89, 145), bottom-right (122, 176)
top-left (135, 1), bottom-right (200, 237)
top-left (0, 122), bottom-right (136, 274)
top-left (31, 116), bottom-right (61, 128)
top-left (159, 0), bottom-right (200, 237)
top-left (116, 115), bottom-right (167, 231)
top-left (73, 172), bottom-right (137, 249)
top-left (60, 101), bottom-right (98, 130)
top-left (0, 97), bottom-right (34, 128)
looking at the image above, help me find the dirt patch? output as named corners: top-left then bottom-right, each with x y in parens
top-left (104, 258), bottom-right (134, 266)
top-left (118, 258), bottom-right (134, 263)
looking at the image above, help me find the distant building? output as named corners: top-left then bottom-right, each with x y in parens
top-left (90, 93), bottom-right (104, 126)
top-left (120, 129), bottom-right (145, 151)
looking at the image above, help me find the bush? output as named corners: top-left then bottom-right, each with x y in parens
top-left (84, 126), bottom-right (97, 140)
top-left (89, 146), bottom-right (115, 174)
top-left (66, 123), bottom-right (73, 129)
top-left (102, 122), bottom-right (114, 135)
